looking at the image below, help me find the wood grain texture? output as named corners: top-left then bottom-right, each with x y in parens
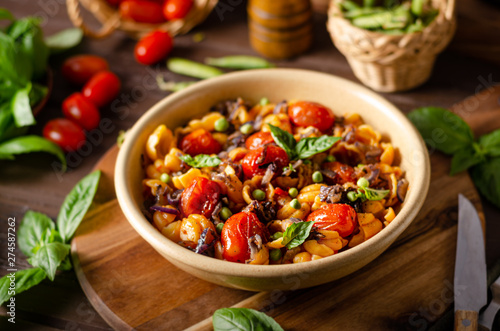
top-left (70, 89), bottom-right (499, 330)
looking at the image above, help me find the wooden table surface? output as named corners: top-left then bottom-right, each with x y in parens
top-left (1, 0), bottom-right (500, 330)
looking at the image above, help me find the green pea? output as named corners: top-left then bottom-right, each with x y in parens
top-left (325, 155), bottom-right (336, 162)
top-left (347, 191), bottom-right (358, 202)
top-left (270, 249), bottom-right (282, 261)
top-left (160, 173), bottom-right (171, 183)
top-left (288, 187), bottom-right (298, 198)
top-left (290, 198), bottom-right (301, 210)
top-left (271, 232), bottom-right (283, 240)
top-left (252, 189), bottom-right (266, 201)
top-left (216, 222), bottom-right (224, 234)
top-left (312, 171), bottom-right (323, 183)
top-left (260, 97), bottom-right (270, 106)
top-left (240, 123), bottom-right (253, 135)
top-left (220, 207), bottom-right (232, 220)
top-left (357, 177), bottom-right (369, 188)
top-left (214, 118), bottom-right (229, 132)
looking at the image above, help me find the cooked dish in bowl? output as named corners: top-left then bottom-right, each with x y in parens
top-left (141, 97), bottom-right (409, 265)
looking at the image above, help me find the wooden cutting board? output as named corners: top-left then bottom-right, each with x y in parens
top-left (71, 87), bottom-right (500, 330)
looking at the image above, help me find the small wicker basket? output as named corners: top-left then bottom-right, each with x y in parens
top-left (66, 0), bottom-right (218, 39)
top-left (327, 0), bottom-right (456, 92)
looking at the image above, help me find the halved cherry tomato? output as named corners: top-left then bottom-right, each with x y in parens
top-left (288, 101), bottom-right (335, 132)
top-left (61, 55), bottom-right (109, 86)
top-left (180, 177), bottom-right (221, 218)
top-left (43, 118), bottom-right (86, 152)
top-left (274, 187), bottom-right (289, 196)
top-left (241, 145), bottom-right (289, 178)
top-left (179, 128), bottom-right (222, 156)
top-left (245, 131), bottom-right (274, 150)
top-left (163, 0), bottom-right (193, 20)
top-left (62, 93), bottom-right (101, 131)
top-left (221, 212), bottom-right (269, 263)
top-left (82, 71), bottom-right (121, 107)
top-left (307, 204), bottom-right (357, 237)
top-left (134, 30), bottom-right (173, 65)
top-left (119, 0), bottom-right (165, 23)
top-left (322, 161), bottom-right (355, 184)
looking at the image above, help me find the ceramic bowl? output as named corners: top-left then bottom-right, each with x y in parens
top-left (114, 69), bottom-right (430, 292)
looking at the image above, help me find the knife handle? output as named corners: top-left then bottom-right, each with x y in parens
top-left (455, 310), bottom-right (478, 331)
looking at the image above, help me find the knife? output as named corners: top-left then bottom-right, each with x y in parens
top-left (454, 194), bottom-right (487, 331)
top-left (479, 274), bottom-right (500, 331)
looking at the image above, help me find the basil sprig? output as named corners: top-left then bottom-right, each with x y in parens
top-left (180, 154), bottom-right (221, 168)
top-left (0, 170), bottom-right (101, 304)
top-left (408, 107), bottom-right (500, 208)
top-left (280, 221), bottom-right (315, 249)
top-left (213, 308), bottom-right (284, 331)
top-left (268, 124), bottom-right (340, 161)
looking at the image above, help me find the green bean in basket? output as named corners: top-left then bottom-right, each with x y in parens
top-left (167, 58), bottom-right (223, 79)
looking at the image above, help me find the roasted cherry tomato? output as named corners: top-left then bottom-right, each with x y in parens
top-left (180, 177), bottom-right (221, 218)
top-left (288, 101), bottom-right (335, 132)
top-left (241, 145), bottom-right (289, 178)
top-left (119, 0), bottom-right (165, 23)
top-left (43, 118), bottom-right (86, 152)
top-left (62, 93), bottom-right (101, 131)
top-left (61, 55), bottom-right (109, 86)
top-left (245, 131), bottom-right (274, 150)
top-left (274, 187), bottom-right (289, 196)
top-left (322, 161), bottom-right (355, 184)
top-left (307, 204), bottom-right (357, 237)
top-left (163, 0), bottom-right (193, 20)
top-left (82, 71), bottom-right (121, 107)
top-left (179, 128), bottom-right (222, 156)
top-left (134, 30), bottom-right (173, 65)
top-left (221, 212), bottom-right (269, 263)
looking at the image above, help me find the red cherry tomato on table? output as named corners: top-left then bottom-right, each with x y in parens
top-left (221, 212), bottom-right (269, 263)
top-left (163, 0), bottom-right (193, 20)
top-left (288, 101), bottom-right (335, 132)
top-left (322, 161), bottom-right (355, 185)
top-left (307, 204), bottom-right (357, 237)
top-left (119, 0), bottom-right (165, 23)
top-left (61, 55), bottom-right (109, 86)
top-left (180, 177), bottom-right (221, 218)
top-left (134, 30), bottom-right (173, 65)
top-left (180, 129), bottom-right (222, 156)
top-left (241, 145), bottom-right (289, 179)
top-left (245, 131), bottom-right (274, 150)
top-left (62, 93), bottom-right (101, 131)
top-left (82, 71), bottom-right (121, 107)
top-left (43, 118), bottom-right (86, 152)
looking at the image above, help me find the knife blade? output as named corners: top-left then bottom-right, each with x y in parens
top-left (454, 194), bottom-right (487, 330)
top-left (479, 274), bottom-right (500, 331)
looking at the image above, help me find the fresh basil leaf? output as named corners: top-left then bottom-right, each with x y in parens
top-left (296, 135), bottom-right (341, 159)
top-left (57, 170), bottom-right (101, 242)
top-left (180, 154), bottom-right (221, 168)
top-left (0, 135), bottom-right (66, 170)
top-left (0, 8), bottom-right (14, 21)
top-left (479, 129), bottom-right (500, 157)
top-left (30, 83), bottom-right (48, 107)
top-left (268, 124), bottom-right (297, 159)
top-left (12, 83), bottom-right (35, 127)
top-left (28, 242), bottom-right (70, 281)
top-left (470, 157), bottom-right (500, 208)
top-left (0, 268), bottom-right (46, 305)
top-left (213, 308), bottom-right (284, 331)
top-left (408, 107), bottom-right (474, 155)
top-left (18, 211), bottom-right (55, 257)
top-left (449, 145), bottom-right (484, 176)
top-left (45, 28), bottom-right (83, 54)
top-left (0, 31), bottom-right (31, 85)
top-left (281, 221), bottom-right (315, 249)
top-left (363, 187), bottom-right (390, 200)
top-left (58, 255), bottom-right (73, 271)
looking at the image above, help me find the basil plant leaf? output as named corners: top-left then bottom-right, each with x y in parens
top-left (45, 28), bottom-right (83, 54)
top-left (213, 308), bottom-right (284, 331)
top-left (470, 157), bottom-right (500, 208)
top-left (363, 187), bottom-right (390, 201)
top-left (479, 129), bottom-right (500, 157)
top-left (11, 83), bottom-right (35, 128)
top-left (449, 145), bottom-right (484, 176)
top-left (28, 242), bottom-right (70, 281)
top-left (281, 221), bottom-right (315, 249)
top-left (268, 124), bottom-right (297, 159)
top-left (0, 8), bottom-right (14, 21)
top-left (57, 170), bottom-right (101, 242)
top-left (408, 107), bottom-right (474, 155)
top-left (296, 135), bottom-right (341, 159)
top-left (180, 154), bottom-right (221, 168)
top-left (18, 211), bottom-right (55, 257)
top-left (0, 268), bottom-right (46, 305)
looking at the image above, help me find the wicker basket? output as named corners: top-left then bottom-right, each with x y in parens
top-left (66, 0), bottom-right (218, 39)
top-left (327, 0), bottom-right (456, 92)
